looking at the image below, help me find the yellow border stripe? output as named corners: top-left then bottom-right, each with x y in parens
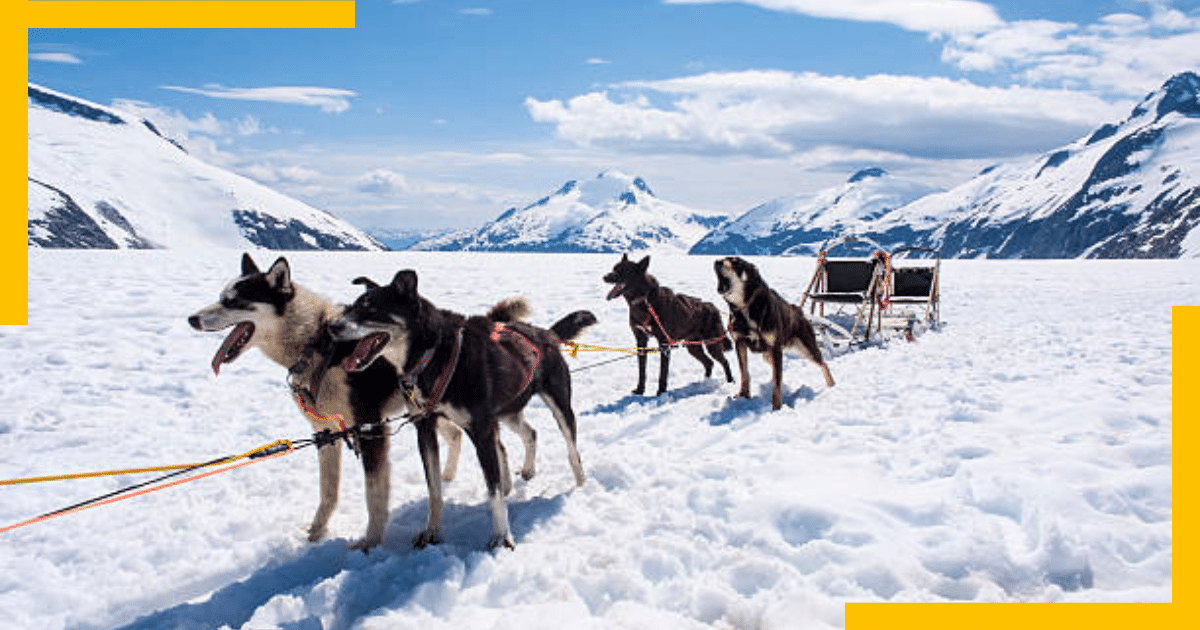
top-left (3, 18), bottom-right (26, 325)
top-left (25, 1), bottom-right (355, 29)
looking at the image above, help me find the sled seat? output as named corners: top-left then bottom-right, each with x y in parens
top-left (889, 267), bottom-right (935, 301)
top-left (884, 246), bottom-right (941, 327)
top-left (800, 236), bottom-right (889, 346)
top-left (806, 259), bottom-right (880, 304)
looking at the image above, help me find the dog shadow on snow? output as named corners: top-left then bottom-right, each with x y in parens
top-left (704, 383), bottom-right (817, 427)
top-left (111, 494), bottom-right (566, 630)
top-left (586, 379), bottom-right (728, 416)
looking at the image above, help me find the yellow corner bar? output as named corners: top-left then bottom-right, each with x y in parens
top-left (24, 1), bottom-right (356, 29)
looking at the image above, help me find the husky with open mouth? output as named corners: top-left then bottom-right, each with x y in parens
top-left (188, 254), bottom-right (473, 552)
top-left (330, 269), bottom-right (596, 550)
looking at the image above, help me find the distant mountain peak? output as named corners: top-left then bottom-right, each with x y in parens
top-left (691, 167), bottom-right (939, 256)
top-left (1130, 71), bottom-right (1200, 122)
top-left (848, 167), bottom-right (888, 183)
top-left (412, 169), bottom-right (723, 253)
top-left (596, 167), bottom-right (633, 180)
top-left (1155, 71), bottom-right (1200, 120)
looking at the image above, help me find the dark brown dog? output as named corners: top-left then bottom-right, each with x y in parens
top-left (714, 256), bottom-right (835, 409)
top-left (604, 254), bottom-right (733, 396)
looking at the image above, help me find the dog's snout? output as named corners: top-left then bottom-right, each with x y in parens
top-left (187, 315), bottom-right (202, 330)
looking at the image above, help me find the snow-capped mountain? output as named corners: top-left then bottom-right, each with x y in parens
top-left (886, 72), bottom-right (1200, 258)
top-left (692, 72), bottom-right (1200, 259)
top-left (413, 170), bottom-right (728, 253)
top-left (367, 227), bottom-right (461, 251)
top-left (28, 84), bottom-right (384, 251)
top-left (690, 168), bottom-right (941, 256)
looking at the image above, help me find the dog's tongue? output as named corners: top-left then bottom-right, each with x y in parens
top-left (606, 283), bottom-right (624, 301)
top-left (211, 322), bottom-right (254, 375)
top-left (342, 332), bottom-right (386, 372)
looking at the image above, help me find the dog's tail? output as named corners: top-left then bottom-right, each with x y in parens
top-left (551, 310), bottom-right (598, 342)
top-left (488, 297), bottom-right (531, 323)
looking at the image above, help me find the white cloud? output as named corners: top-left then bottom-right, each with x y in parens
top-left (159, 84), bottom-right (356, 113)
top-left (526, 70), bottom-right (1124, 159)
top-left (586, 57), bottom-right (612, 65)
top-left (232, 115), bottom-right (279, 136)
top-left (941, 3), bottom-right (1200, 97)
top-left (244, 163), bottom-right (321, 185)
top-left (355, 169), bottom-right (411, 195)
top-left (111, 98), bottom-right (223, 138)
top-left (108, 99), bottom-right (285, 168)
top-left (30, 52), bottom-right (82, 65)
top-left (664, 0), bottom-right (1001, 34)
top-left (459, 7), bottom-right (494, 16)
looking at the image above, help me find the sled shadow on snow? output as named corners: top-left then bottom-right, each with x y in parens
top-left (704, 384), bottom-right (817, 427)
top-left (586, 379), bottom-right (727, 416)
top-left (110, 494), bottom-right (566, 630)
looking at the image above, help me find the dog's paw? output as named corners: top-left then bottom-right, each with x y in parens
top-left (413, 529), bottom-right (443, 549)
top-left (349, 536), bottom-right (381, 554)
top-left (519, 466), bottom-right (536, 481)
top-left (306, 526), bottom-right (327, 543)
top-left (632, 387), bottom-right (645, 395)
top-left (488, 532), bottom-right (516, 551)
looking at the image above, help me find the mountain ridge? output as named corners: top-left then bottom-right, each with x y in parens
top-left (27, 83), bottom-right (384, 251)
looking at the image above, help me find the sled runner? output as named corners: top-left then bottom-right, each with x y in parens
top-left (799, 235), bottom-right (889, 349)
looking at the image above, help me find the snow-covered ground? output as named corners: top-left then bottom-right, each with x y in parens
top-left (1, 251), bottom-right (1182, 630)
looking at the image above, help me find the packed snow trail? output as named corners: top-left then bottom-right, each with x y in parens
top-left (0, 251), bottom-right (1179, 630)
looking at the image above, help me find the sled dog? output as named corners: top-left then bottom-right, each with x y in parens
top-left (330, 269), bottom-right (596, 550)
top-left (714, 256), bottom-right (835, 409)
top-left (188, 254), bottom-right (475, 552)
top-left (603, 254), bottom-right (733, 396)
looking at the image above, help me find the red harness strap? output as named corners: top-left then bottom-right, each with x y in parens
top-left (422, 327), bottom-right (463, 415)
top-left (491, 322), bottom-right (541, 397)
top-left (643, 302), bottom-right (728, 348)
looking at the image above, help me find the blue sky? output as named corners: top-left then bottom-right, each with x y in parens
top-left (28, 0), bottom-right (1200, 232)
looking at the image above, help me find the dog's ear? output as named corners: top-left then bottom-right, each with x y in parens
top-left (352, 276), bottom-right (380, 290)
top-left (392, 269), bottom-right (419, 298)
top-left (636, 255), bottom-right (650, 274)
top-left (265, 257), bottom-right (294, 295)
top-left (620, 253), bottom-right (629, 263)
top-left (241, 252), bottom-right (260, 276)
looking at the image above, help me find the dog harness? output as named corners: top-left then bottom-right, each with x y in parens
top-left (634, 295), bottom-right (728, 349)
top-left (288, 327), bottom-right (337, 412)
top-left (401, 327), bottom-right (464, 417)
top-left (490, 322), bottom-right (541, 402)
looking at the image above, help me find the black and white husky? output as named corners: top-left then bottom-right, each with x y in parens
top-left (714, 256), bottom-right (835, 410)
top-left (330, 269), bottom-right (596, 550)
top-left (188, 254), bottom-right (474, 551)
